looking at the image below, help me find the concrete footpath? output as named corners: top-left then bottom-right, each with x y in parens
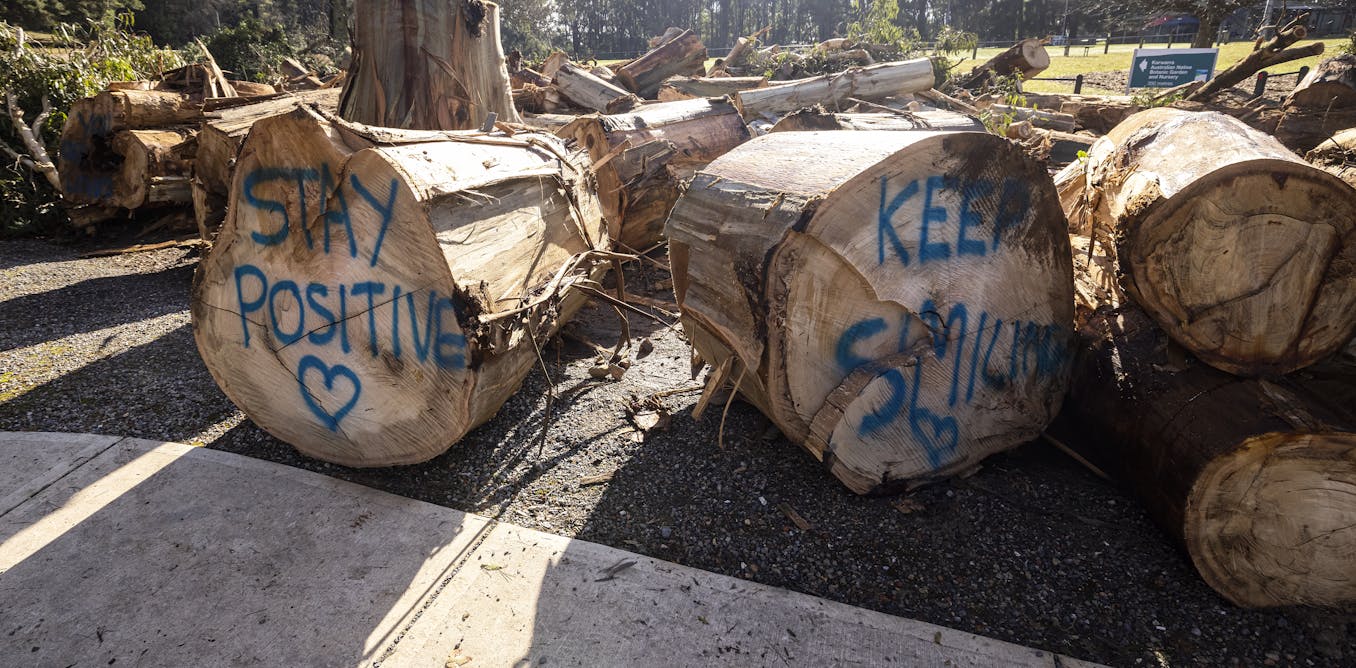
top-left (0, 432), bottom-right (1101, 667)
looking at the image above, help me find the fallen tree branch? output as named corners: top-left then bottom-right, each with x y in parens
top-left (1187, 12), bottom-right (1322, 103)
top-left (2, 91), bottom-right (62, 192)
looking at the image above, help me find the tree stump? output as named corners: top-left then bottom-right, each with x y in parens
top-left (1059, 235), bottom-right (1356, 608)
top-left (1287, 54), bottom-right (1356, 110)
top-left (339, 0), bottom-right (520, 130)
top-left (191, 105), bottom-right (607, 466)
top-left (559, 97), bottom-right (751, 251)
top-left (667, 131), bottom-right (1074, 493)
top-left (1055, 108), bottom-right (1356, 377)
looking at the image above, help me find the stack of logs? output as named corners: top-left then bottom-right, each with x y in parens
top-left (1052, 107), bottom-right (1356, 608)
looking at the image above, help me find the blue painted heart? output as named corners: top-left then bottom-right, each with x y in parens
top-left (297, 355), bottom-right (362, 431)
top-left (908, 405), bottom-right (959, 469)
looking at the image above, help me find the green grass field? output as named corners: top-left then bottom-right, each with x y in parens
top-left (955, 38), bottom-right (1347, 94)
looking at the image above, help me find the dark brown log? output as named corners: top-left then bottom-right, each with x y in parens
top-left (1286, 54), bottom-right (1356, 110)
top-left (340, 0), bottom-right (520, 130)
top-left (956, 39), bottom-right (1050, 90)
top-left (616, 29), bottom-right (708, 98)
top-left (192, 105), bottom-right (608, 467)
top-left (1057, 234), bottom-right (1356, 608)
top-left (559, 97), bottom-right (751, 250)
top-left (1054, 108), bottom-right (1356, 376)
top-left (1187, 15), bottom-right (1322, 102)
top-left (667, 131), bottom-right (1074, 493)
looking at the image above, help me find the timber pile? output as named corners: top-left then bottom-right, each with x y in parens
top-left (191, 105), bottom-right (609, 466)
top-left (1055, 108), bottom-right (1356, 377)
top-left (1056, 234), bottom-right (1356, 608)
top-left (667, 130), bottom-right (1075, 493)
top-left (1287, 54), bottom-right (1356, 110)
top-left (558, 96), bottom-right (752, 251)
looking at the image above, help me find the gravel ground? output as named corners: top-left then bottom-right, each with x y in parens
top-left (2, 236), bottom-right (1353, 667)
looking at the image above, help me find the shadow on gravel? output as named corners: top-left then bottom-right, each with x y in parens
top-left (0, 263), bottom-right (196, 352)
top-left (0, 323), bottom-right (236, 442)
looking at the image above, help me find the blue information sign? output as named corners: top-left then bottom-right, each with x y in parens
top-left (1128, 48), bottom-right (1219, 89)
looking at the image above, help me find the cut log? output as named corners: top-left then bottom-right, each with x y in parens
top-left (985, 104), bottom-right (1076, 132)
top-left (1058, 234), bottom-right (1356, 608)
top-left (196, 89), bottom-right (344, 199)
top-left (191, 105), bottom-right (607, 467)
top-left (559, 97), bottom-right (751, 250)
top-left (734, 59), bottom-right (937, 120)
top-left (956, 39), bottom-right (1050, 90)
top-left (615, 29), bottom-right (708, 98)
top-left (109, 129), bottom-right (195, 209)
top-left (667, 131), bottom-right (1074, 493)
top-left (657, 76), bottom-right (768, 101)
top-left (1187, 14), bottom-right (1321, 103)
top-left (340, 0), bottom-right (520, 130)
top-left (648, 27), bottom-right (685, 49)
top-left (1055, 108), bottom-right (1356, 376)
top-left (1286, 54), bottom-right (1356, 110)
top-left (1306, 127), bottom-right (1356, 187)
top-left (1015, 93), bottom-right (1139, 134)
top-left (517, 112), bottom-right (577, 133)
top-left (552, 62), bottom-right (640, 113)
top-left (58, 90), bottom-right (201, 208)
top-left (510, 68), bottom-right (551, 89)
top-left (230, 81), bottom-right (278, 97)
top-left (770, 107), bottom-right (982, 132)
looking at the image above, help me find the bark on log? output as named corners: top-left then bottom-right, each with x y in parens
top-left (197, 89), bottom-right (343, 198)
top-left (510, 68), bottom-right (551, 89)
top-left (657, 76), bottom-right (768, 101)
top-left (553, 62), bottom-right (640, 113)
top-left (1054, 108), bottom-right (1356, 376)
top-left (616, 29), bottom-right (708, 98)
top-left (956, 39), bottom-right (1050, 90)
top-left (1306, 127), bottom-right (1356, 187)
top-left (559, 97), bottom-right (751, 250)
top-left (340, 0), bottom-right (520, 130)
top-left (517, 112), bottom-right (577, 133)
top-left (734, 58), bottom-right (938, 120)
top-left (667, 131), bottom-right (1074, 493)
top-left (1286, 54), bottom-right (1356, 110)
top-left (769, 107), bottom-right (982, 132)
top-left (191, 105), bottom-right (608, 466)
top-left (985, 104), bottom-right (1076, 132)
top-left (1058, 234), bottom-right (1356, 608)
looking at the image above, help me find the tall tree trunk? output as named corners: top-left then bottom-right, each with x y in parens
top-left (1192, 13), bottom-right (1221, 48)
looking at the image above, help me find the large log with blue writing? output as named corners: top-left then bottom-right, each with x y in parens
top-left (667, 131), bottom-right (1074, 493)
top-left (339, 0), bottom-right (520, 131)
top-left (1055, 108), bottom-right (1356, 377)
top-left (1057, 234), bottom-right (1356, 608)
top-left (190, 104), bottom-right (607, 467)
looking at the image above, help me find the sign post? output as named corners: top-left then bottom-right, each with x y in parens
top-left (1128, 48), bottom-right (1219, 89)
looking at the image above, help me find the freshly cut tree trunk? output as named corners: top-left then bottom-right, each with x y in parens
top-left (770, 107), bottom-right (982, 132)
top-left (985, 104), bottom-right (1075, 132)
top-left (339, 0), bottom-right (520, 130)
top-left (956, 39), bottom-right (1050, 90)
top-left (109, 129), bottom-right (195, 209)
top-left (559, 97), bottom-right (751, 250)
top-left (552, 62), bottom-right (639, 113)
top-left (667, 131), bottom-right (1074, 493)
top-left (734, 59), bottom-right (937, 120)
top-left (1059, 235), bottom-right (1356, 608)
top-left (58, 89), bottom-right (201, 207)
top-left (191, 105), bottom-right (607, 467)
top-left (616, 29), bottom-right (707, 98)
top-left (1055, 108), bottom-right (1356, 376)
top-left (1286, 54), bottom-right (1356, 110)
top-left (657, 76), bottom-right (768, 101)
top-left (196, 89), bottom-right (343, 198)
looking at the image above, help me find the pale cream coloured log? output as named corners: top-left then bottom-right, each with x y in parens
top-left (192, 105), bottom-right (607, 467)
top-left (734, 58), bottom-right (938, 120)
top-left (668, 130), bottom-right (1073, 493)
